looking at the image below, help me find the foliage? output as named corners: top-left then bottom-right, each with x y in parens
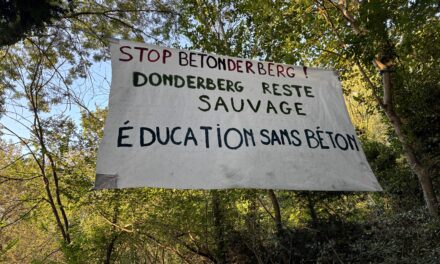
top-left (363, 138), bottom-right (423, 211)
top-left (0, 0), bottom-right (67, 46)
top-left (350, 208), bottom-right (440, 263)
top-left (0, 0), bottom-right (439, 263)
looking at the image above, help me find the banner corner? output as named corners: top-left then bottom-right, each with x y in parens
top-left (94, 173), bottom-right (118, 189)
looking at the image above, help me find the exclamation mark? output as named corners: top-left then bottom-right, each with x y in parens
top-left (303, 66), bottom-right (308, 78)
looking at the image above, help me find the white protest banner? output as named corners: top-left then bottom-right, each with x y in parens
top-left (95, 39), bottom-right (382, 191)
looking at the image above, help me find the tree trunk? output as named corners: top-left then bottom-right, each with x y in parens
top-left (211, 190), bottom-right (227, 264)
top-left (306, 194), bottom-right (318, 228)
top-left (267, 190), bottom-right (283, 234)
top-left (380, 70), bottom-right (438, 216)
top-left (325, 0), bottom-right (438, 216)
top-left (104, 234), bottom-right (118, 264)
top-left (268, 190), bottom-right (291, 264)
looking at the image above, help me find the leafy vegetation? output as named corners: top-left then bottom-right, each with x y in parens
top-left (0, 0), bottom-right (439, 263)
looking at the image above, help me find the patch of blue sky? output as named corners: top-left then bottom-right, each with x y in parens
top-left (1, 60), bottom-right (111, 144)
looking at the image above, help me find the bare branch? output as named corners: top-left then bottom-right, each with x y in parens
top-left (355, 61), bottom-right (384, 107)
top-left (0, 201), bottom-right (42, 230)
top-left (0, 153), bottom-right (30, 171)
top-left (66, 8), bottom-right (177, 18)
top-left (324, 0), bottom-right (365, 34)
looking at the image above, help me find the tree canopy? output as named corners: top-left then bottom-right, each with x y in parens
top-left (1, 0), bottom-right (439, 263)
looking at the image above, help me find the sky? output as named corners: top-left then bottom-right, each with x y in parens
top-left (1, 60), bottom-right (112, 144)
